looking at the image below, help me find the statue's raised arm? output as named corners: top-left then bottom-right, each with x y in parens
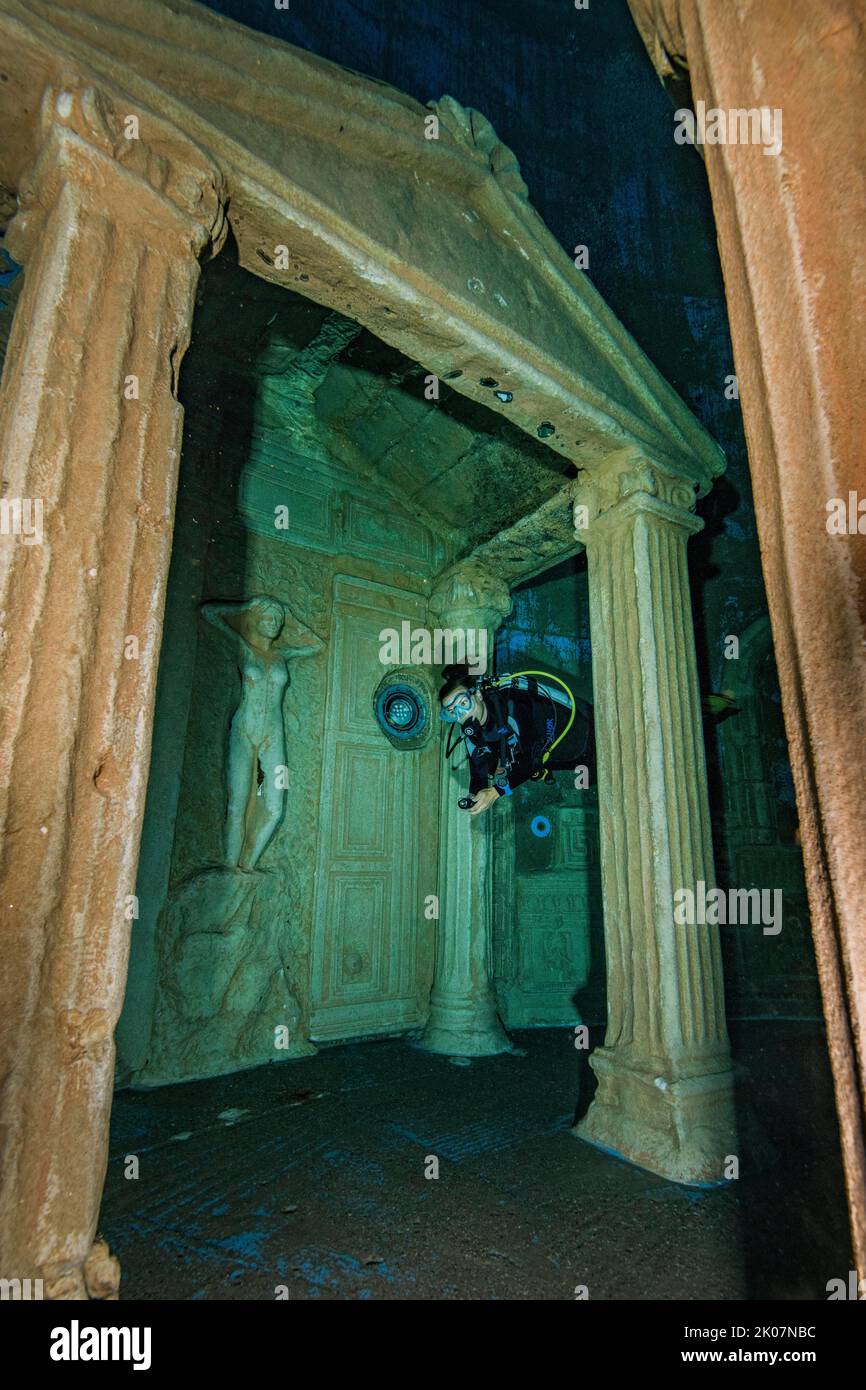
top-left (202, 598), bottom-right (268, 645)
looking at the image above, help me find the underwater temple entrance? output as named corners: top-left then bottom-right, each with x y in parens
top-left (115, 237), bottom-right (737, 1202)
top-left (0, 0), bottom-right (826, 1294)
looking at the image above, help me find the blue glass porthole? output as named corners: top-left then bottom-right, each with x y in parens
top-left (375, 683), bottom-right (427, 741)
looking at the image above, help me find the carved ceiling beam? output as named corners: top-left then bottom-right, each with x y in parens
top-left (464, 477), bottom-right (584, 590)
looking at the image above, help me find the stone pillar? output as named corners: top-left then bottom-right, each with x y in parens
top-left (627, 0), bottom-right (866, 1267)
top-left (418, 560), bottom-right (513, 1056)
top-left (0, 82), bottom-right (225, 1293)
top-left (573, 453), bottom-right (736, 1183)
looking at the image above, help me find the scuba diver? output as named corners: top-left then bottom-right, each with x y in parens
top-left (438, 662), bottom-right (594, 816)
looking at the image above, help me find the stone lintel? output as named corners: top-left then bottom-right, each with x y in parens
top-left (0, 0), bottom-right (725, 481)
top-left (419, 559), bottom-right (512, 1057)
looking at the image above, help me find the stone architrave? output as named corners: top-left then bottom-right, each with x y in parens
top-left (0, 82), bottom-right (225, 1293)
top-left (418, 560), bottom-right (514, 1056)
top-left (573, 452), bottom-right (736, 1183)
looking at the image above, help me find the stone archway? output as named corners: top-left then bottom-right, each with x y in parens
top-left (0, 0), bottom-right (728, 1292)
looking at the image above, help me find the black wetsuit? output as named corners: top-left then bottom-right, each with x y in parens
top-left (461, 684), bottom-right (594, 798)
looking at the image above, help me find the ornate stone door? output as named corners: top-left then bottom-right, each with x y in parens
top-left (309, 575), bottom-right (438, 1039)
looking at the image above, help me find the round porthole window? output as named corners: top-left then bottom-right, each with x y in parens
top-left (375, 683), bottom-right (425, 740)
top-left (372, 671), bottom-right (433, 750)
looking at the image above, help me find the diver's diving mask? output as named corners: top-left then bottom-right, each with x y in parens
top-left (440, 690), bottom-right (476, 723)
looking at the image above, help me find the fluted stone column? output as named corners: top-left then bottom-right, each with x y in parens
top-left (0, 81), bottom-right (225, 1293)
top-left (418, 560), bottom-right (513, 1056)
top-left (573, 452), bottom-right (736, 1183)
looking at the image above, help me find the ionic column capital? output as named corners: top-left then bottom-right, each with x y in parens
top-left (6, 80), bottom-right (227, 265)
top-left (428, 557), bottom-right (512, 631)
top-left (574, 450), bottom-right (704, 538)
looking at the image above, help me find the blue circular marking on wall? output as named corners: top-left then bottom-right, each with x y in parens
top-left (374, 683), bottom-right (428, 741)
top-left (531, 815), bottom-right (552, 838)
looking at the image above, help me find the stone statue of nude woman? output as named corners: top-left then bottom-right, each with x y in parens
top-left (201, 595), bottom-right (324, 871)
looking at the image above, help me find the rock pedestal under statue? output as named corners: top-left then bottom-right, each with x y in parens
top-left (137, 866), bottom-right (315, 1086)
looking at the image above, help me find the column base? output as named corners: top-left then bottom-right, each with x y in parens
top-left (417, 992), bottom-right (512, 1057)
top-left (573, 1046), bottom-right (738, 1185)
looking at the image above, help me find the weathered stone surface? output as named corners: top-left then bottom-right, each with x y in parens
top-left (138, 867), bottom-right (314, 1086)
top-left (201, 595), bottom-right (324, 871)
top-left (466, 479), bottom-right (584, 589)
top-left (83, 1239), bottom-right (121, 1301)
top-left (0, 0), bottom-right (723, 488)
top-left (572, 451), bottom-right (736, 1182)
top-left (499, 804), bottom-right (597, 1029)
top-left (0, 77), bottom-right (224, 1287)
top-left (0, 0), bottom-right (757, 1294)
top-left (629, 0), bottom-right (866, 1270)
top-left (306, 574), bottom-right (439, 1044)
top-left (419, 560), bottom-right (513, 1057)
top-left (426, 558), bottom-right (512, 634)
